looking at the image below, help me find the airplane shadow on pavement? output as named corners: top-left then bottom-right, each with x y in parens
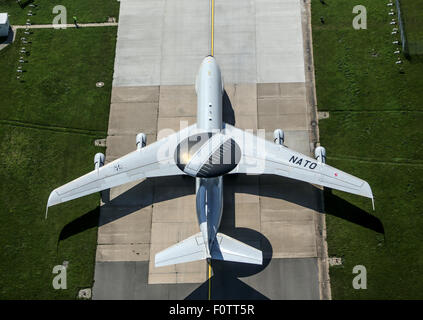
top-left (323, 188), bottom-right (384, 234)
top-left (58, 174), bottom-right (383, 299)
top-left (58, 89), bottom-right (383, 299)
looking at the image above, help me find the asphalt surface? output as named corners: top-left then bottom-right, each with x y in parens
top-left (92, 0), bottom-right (325, 300)
top-left (113, 0), bottom-right (305, 86)
top-left (94, 258), bottom-right (319, 300)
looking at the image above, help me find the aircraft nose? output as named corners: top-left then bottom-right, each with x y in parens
top-left (202, 55), bottom-right (216, 65)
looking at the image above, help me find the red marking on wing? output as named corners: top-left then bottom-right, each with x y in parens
top-left (334, 172), bottom-right (338, 177)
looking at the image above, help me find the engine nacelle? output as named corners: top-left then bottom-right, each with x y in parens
top-left (94, 153), bottom-right (105, 170)
top-left (273, 129), bottom-right (285, 145)
top-left (314, 146), bottom-right (326, 164)
top-left (136, 133), bottom-right (146, 150)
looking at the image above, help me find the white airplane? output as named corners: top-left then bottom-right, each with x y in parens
top-left (47, 56), bottom-right (374, 267)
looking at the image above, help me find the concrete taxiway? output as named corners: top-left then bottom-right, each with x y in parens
top-left (92, 0), bottom-right (329, 300)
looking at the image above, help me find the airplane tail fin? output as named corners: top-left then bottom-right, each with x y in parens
top-left (155, 232), bottom-right (262, 267)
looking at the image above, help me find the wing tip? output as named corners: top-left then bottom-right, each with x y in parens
top-left (46, 190), bottom-right (61, 218)
top-left (363, 181), bottom-right (375, 211)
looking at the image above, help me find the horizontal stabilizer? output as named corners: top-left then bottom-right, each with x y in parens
top-left (155, 232), bottom-right (206, 267)
top-left (211, 233), bottom-right (263, 265)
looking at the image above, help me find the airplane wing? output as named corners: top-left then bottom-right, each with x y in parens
top-left (155, 231), bottom-right (262, 267)
top-left (224, 124), bottom-right (374, 208)
top-left (46, 124), bottom-right (198, 216)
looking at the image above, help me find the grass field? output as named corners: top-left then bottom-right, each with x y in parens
top-left (399, 0), bottom-right (423, 57)
top-left (0, 26), bottom-right (116, 299)
top-left (312, 0), bottom-right (423, 299)
top-left (0, 0), bottom-right (120, 25)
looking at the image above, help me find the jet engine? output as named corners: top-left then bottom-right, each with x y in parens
top-left (94, 153), bottom-right (105, 170)
top-left (273, 129), bottom-right (285, 146)
top-left (136, 133), bottom-right (146, 150)
top-left (314, 146), bottom-right (326, 164)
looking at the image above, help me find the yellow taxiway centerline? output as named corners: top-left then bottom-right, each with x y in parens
top-left (211, 0), bottom-right (215, 56)
top-left (208, 0), bottom-right (215, 301)
top-left (208, 262), bottom-right (212, 300)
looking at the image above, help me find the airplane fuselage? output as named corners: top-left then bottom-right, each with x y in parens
top-left (196, 55), bottom-right (223, 130)
top-left (195, 56), bottom-right (224, 258)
